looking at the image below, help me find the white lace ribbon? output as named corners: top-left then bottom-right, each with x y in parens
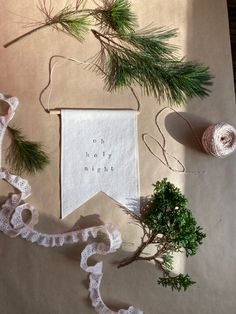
top-left (0, 93), bottom-right (143, 314)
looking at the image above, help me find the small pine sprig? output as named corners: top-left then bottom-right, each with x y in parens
top-left (6, 127), bottom-right (49, 175)
top-left (158, 274), bottom-right (196, 292)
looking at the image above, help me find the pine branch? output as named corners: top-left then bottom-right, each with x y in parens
top-left (4, 0), bottom-right (213, 105)
top-left (93, 30), bottom-right (213, 105)
top-left (3, 0), bottom-right (136, 47)
top-left (6, 127), bottom-right (49, 175)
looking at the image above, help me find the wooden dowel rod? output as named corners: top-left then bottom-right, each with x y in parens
top-left (49, 110), bottom-right (61, 115)
top-left (49, 109), bottom-right (140, 115)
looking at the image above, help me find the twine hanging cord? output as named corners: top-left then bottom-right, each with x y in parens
top-left (39, 55), bottom-right (141, 114)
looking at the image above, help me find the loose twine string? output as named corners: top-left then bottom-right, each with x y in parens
top-left (142, 107), bottom-right (205, 174)
top-left (41, 55), bottom-right (234, 174)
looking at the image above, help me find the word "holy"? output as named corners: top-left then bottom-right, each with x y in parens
top-left (85, 152), bottom-right (112, 159)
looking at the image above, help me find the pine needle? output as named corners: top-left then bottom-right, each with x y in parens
top-left (6, 127), bottom-right (49, 175)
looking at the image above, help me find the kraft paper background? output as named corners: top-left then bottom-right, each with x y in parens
top-left (0, 1), bottom-right (236, 313)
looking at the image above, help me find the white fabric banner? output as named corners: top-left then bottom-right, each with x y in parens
top-left (61, 109), bottom-right (140, 219)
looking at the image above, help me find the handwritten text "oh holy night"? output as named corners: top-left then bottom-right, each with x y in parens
top-left (84, 138), bottom-right (114, 173)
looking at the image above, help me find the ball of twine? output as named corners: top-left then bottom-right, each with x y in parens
top-left (202, 122), bottom-right (236, 158)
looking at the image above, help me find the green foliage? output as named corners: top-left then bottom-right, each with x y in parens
top-left (39, 1), bottom-right (91, 42)
top-left (96, 30), bottom-right (212, 105)
top-left (144, 178), bottom-right (206, 256)
top-left (4, 0), bottom-right (213, 105)
top-left (158, 274), bottom-right (195, 291)
top-left (124, 28), bottom-right (179, 59)
top-left (118, 179), bottom-right (206, 291)
top-left (93, 1), bottom-right (213, 103)
top-left (94, 0), bottom-right (137, 34)
top-left (6, 127), bottom-right (49, 175)
top-left (162, 254), bottom-right (174, 271)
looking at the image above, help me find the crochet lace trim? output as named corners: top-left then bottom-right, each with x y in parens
top-left (0, 93), bottom-right (143, 314)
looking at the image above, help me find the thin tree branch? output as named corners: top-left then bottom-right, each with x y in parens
top-left (4, 23), bottom-right (52, 48)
